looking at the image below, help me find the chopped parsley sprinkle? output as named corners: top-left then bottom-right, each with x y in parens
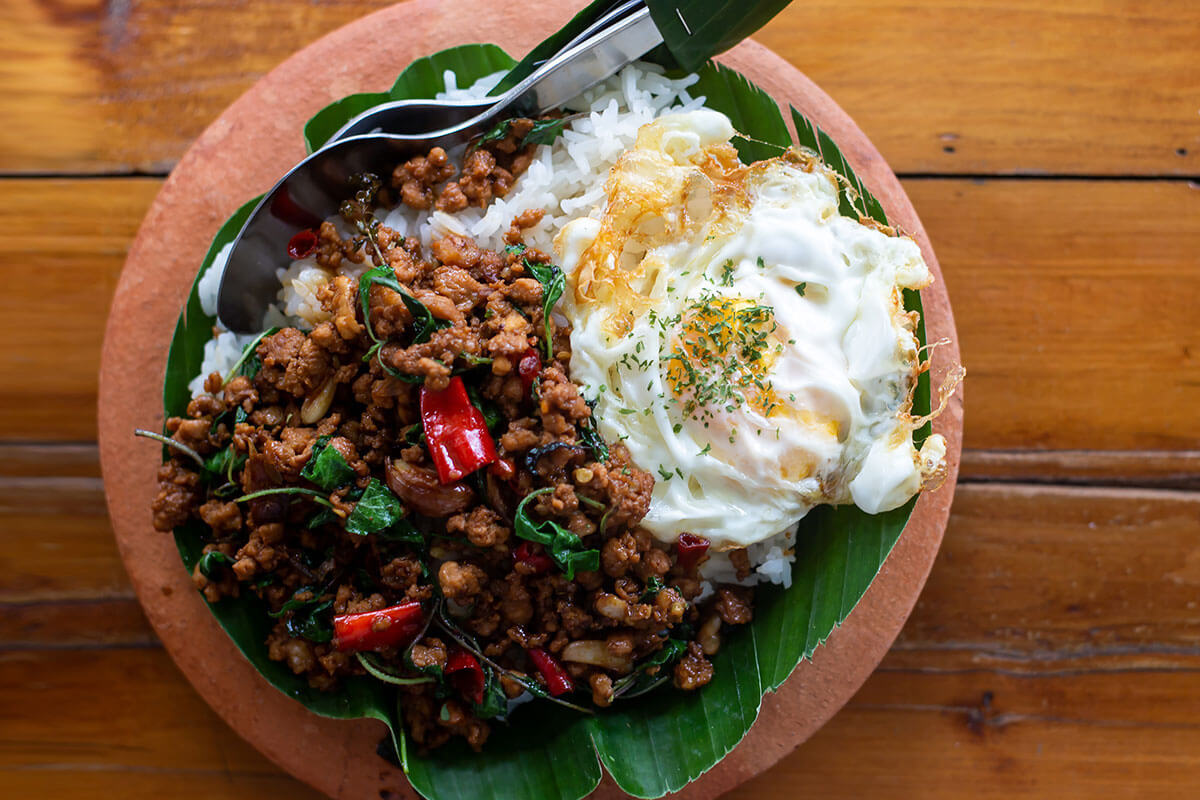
top-left (672, 423), bottom-right (683, 434)
top-left (795, 282), bottom-right (807, 297)
top-left (697, 443), bottom-right (712, 456)
top-left (619, 408), bottom-right (636, 415)
top-left (657, 466), bottom-right (674, 481)
top-left (659, 290), bottom-right (780, 423)
top-left (756, 256), bottom-right (765, 269)
top-left (719, 260), bottom-right (736, 286)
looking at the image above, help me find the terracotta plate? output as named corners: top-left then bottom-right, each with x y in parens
top-left (98, 1), bottom-right (963, 797)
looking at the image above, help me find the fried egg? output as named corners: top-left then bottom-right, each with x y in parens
top-left (555, 110), bottom-right (946, 550)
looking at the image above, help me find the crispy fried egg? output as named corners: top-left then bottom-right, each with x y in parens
top-left (555, 110), bottom-right (946, 549)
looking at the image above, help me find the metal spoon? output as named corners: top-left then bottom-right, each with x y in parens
top-left (217, 3), bottom-right (662, 333)
top-left (326, 0), bottom-right (648, 142)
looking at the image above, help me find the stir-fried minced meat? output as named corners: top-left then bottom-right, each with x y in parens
top-left (149, 138), bottom-right (757, 754)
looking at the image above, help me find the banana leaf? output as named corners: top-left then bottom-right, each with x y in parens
top-left (163, 41), bottom-right (930, 800)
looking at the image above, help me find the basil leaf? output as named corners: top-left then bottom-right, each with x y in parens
top-left (269, 586), bottom-right (335, 643)
top-left (346, 478), bottom-right (405, 536)
top-left (201, 445), bottom-right (245, 485)
top-left (465, 384), bottom-right (503, 432)
top-left (305, 507), bottom-right (338, 530)
top-left (640, 576), bottom-right (664, 602)
top-left (301, 436), bottom-right (356, 491)
top-left (358, 266), bottom-right (450, 383)
top-left (224, 326), bottom-right (280, 382)
top-left (377, 517), bottom-right (424, 545)
top-left (577, 400), bottom-right (609, 463)
top-left (514, 488), bottom-right (599, 580)
top-left (287, 599), bottom-right (334, 643)
top-left (477, 118), bottom-right (512, 147)
top-left (359, 265), bottom-right (449, 347)
top-left (477, 116), bottom-right (568, 151)
top-left (196, 550), bottom-right (232, 579)
top-left (522, 117), bottom-right (569, 148)
top-left (523, 259), bottom-right (565, 359)
top-left (472, 669), bottom-right (509, 720)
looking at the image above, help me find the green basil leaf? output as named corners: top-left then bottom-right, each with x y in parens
top-left (377, 517), bottom-right (424, 545)
top-left (301, 436), bottom-right (356, 491)
top-left (287, 599), bottom-right (335, 643)
top-left (472, 670), bottom-right (509, 720)
top-left (514, 489), bottom-right (599, 580)
top-left (201, 445), bottom-right (245, 485)
top-left (577, 399), bottom-right (610, 463)
top-left (523, 117), bottom-right (569, 148)
top-left (223, 326), bottom-right (280, 383)
top-left (523, 259), bottom-right (565, 359)
top-left (345, 478), bottom-right (405, 536)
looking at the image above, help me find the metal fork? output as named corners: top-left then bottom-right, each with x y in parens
top-left (217, 2), bottom-right (662, 333)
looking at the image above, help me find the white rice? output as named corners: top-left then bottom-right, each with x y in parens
top-left (189, 62), bottom-right (797, 589)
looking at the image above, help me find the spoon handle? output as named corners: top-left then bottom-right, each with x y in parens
top-left (500, 4), bottom-right (663, 117)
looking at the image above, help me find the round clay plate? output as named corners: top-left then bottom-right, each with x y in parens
top-left (98, 1), bottom-right (963, 797)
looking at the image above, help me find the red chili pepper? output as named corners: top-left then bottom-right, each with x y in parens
top-left (513, 541), bottom-right (554, 575)
top-left (332, 601), bottom-right (423, 653)
top-left (286, 229), bottom-right (318, 260)
top-left (517, 348), bottom-right (542, 400)
top-left (445, 648), bottom-right (486, 705)
top-left (675, 532), bottom-right (711, 570)
top-left (488, 456), bottom-right (516, 481)
top-left (527, 648), bottom-right (574, 696)
top-left (419, 376), bottom-right (498, 484)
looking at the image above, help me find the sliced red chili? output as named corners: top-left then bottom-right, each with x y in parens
top-left (332, 601), bottom-right (423, 653)
top-left (517, 348), bottom-right (542, 400)
top-left (513, 541), bottom-right (554, 575)
top-left (419, 376), bottom-right (498, 484)
top-left (527, 647), bottom-right (574, 696)
top-left (286, 229), bottom-right (318, 260)
top-left (445, 648), bottom-right (486, 705)
top-left (674, 532), bottom-right (711, 570)
top-left (488, 457), bottom-right (516, 482)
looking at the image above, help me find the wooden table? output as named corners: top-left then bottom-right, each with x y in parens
top-left (3, 1), bottom-right (1197, 797)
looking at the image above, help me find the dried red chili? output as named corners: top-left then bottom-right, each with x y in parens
top-left (445, 648), bottom-right (486, 705)
top-left (517, 348), bottom-right (541, 400)
top-left (674, 532), bottom-right (711, 570)
top-left (527, 647), bottom-right (574, 696)
top-left (286, 229), bottom-right (318, 260)
top-left (512, 541), bottom-right (554, 575)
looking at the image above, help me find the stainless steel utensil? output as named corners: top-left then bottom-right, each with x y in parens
top-left (217, 3), bottom-right (662, 333)
top-left (326, 0), bottom-right (647, 142)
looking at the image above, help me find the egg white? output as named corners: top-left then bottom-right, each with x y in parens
top-left (556, 110), bottom-right (946, 549)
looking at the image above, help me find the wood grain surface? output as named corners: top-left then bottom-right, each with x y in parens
top-left (3, 0), bottom-right (1197, 798)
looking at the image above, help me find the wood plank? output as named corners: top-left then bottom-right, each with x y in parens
top-left (4, 176), bottom-right (1196, 450)
top-left (1, 0), bottom-right (1196, 175)
top-left (0, 444), bottom-right (101, 479)
top-left (731, 670), bottom-right (1200, 800)
top-left (0, 178), bottom-right (157, 441)
top-left (894, 484), bottom-right (1200, 665)
top-left (906, 177), bottom-right (1200, 451)
top-left (0, 598), bottom-right (155, 650)
top-left (1, 773), bottom-right (323, 800)
top-left (960, 449), bottom-right (1200, 490)
top-left (4, 648), bottom-right (1199, 798)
